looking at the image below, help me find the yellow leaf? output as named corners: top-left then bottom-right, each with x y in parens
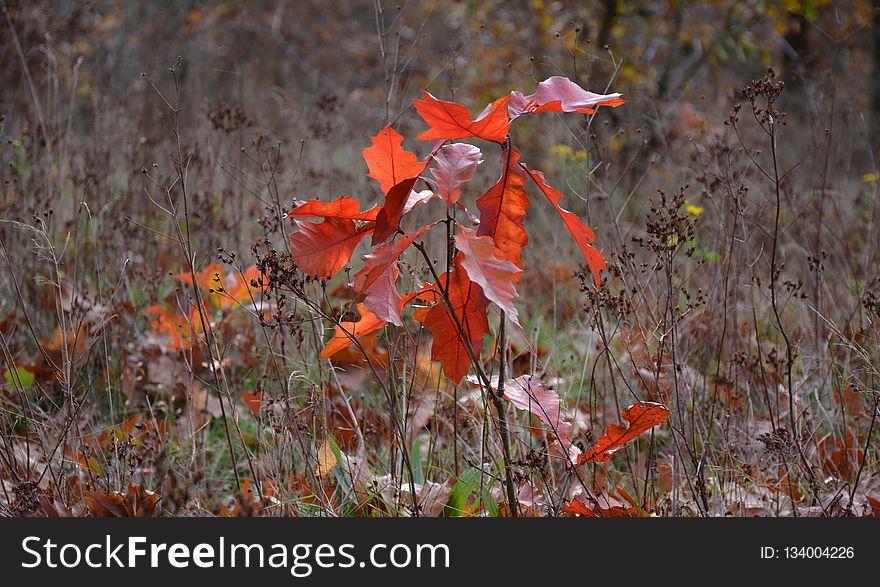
top-left (315, 440), bottom-right (337, 477)
top-left (685, 202), bottom-right (704, 216)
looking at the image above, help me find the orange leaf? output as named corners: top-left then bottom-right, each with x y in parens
top-left (414, 92), bottom-right (510, 143)
top-left (320, 291), bottom-right (427, 360)
top-left (290, 218), bottom-right (372, 279)
top-left (362, 127), bottom-right (427, 196)
top-left (242, 390), bottom-right (262, 415)
top-left (147, 305), bottom-right (204, 350)
top-left (454, 225), bottom-right (520, 326)
top-left (523, 166), bottom-right (606, 286)
top-left (175, 262), bottom-right (225, 291)
top-left (476, 146), bottom-right (529, 273)
top-left (288, 197), bottom-right (379, 222)
top-left (563, 489), bottom-right (644, 517)
top-left (223, 265), bottom-right (266, 308)
top-left (320, 304), bottom-right (386, 360)
top-left (579, 402), bottom-right (671, 464)
top-left (415, 258), bottom-right (490, 384)
top-left (86, 484), bottom-right (158, 517)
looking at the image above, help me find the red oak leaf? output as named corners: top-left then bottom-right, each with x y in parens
top-left (362, 127), bottom-right (427, 196)
top-left (454, 225), bottom-right (520, 326)
top-left (353, 224), bottom-right (435, 294)
top-left (288, 197), bottom-right (379, 222)
top-left (353, 224), bottom-right (436, 325)
top-left (414, 92), bottom-right (510, 143)
top-left (579, 402), bottom-right (671, 464)
top-left (522, 166), bottom-right (606, 285)
top-left (475, 146), bottom-right (529, 274)
top-left (319, 304), bottom-right (386, 360)
top-left (372, 176), bottom-right (420, 245)
top-left (508, 76), bottom-right (624, 120)
top-left (242, 391), bottom-right (262, 415)
top-left (290, 218), bottom-right (372, 279)
top-left (429, 143), bottom-right (483, 204)
top-left (320, 292), bottom-right (426, 359)
top-left (503, 375), bottom-right (578, 462)
top-left (562, 489), bottom-right (644, 517)
top-left (415, 259), bottom-right (490, 384)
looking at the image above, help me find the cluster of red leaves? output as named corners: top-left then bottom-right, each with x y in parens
top-left (289, 76), bottom-right (622, 385)
top-left (146, 263), bottom-right (266, 351)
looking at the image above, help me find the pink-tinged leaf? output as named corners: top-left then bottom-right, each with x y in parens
top-left (290, 218), bottom-right (372, 279)
top-left (578, 402), bottom-right (671, 464)
top-left (522, 166), bottom-right (606, 285)
top-left (414, 92), bottom-right (510, 143)
top-left (362, 127), bottom-right (427, 196)
top-left (288, 197), bottom-right (379, 222)
top-left (403, 189), bottom-right (436, 215)
top-left (430, 143), bottom-right (483, 204)
top-left (504, 375), bottom-right (579, 463)
top-left (354, 224), bottom-right (436, 325)
top-left (362, 264), bottom-right (403, 325)
top-left (454, 226), bottom-right (520, 326)
top-left (354, 224), bottom-right (435, 293)
top-left (372, 177), bottom-right (420, 245)
top-left (475, 146), bottom-right (529, 274)
top-left (414, 258), bottom-right (490, 384)
top-left (509, 76), bottom-right (624, 120)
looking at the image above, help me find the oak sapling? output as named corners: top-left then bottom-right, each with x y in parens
top-left (286, 77), bottom-right (667, 514)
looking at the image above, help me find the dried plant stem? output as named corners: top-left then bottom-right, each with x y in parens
top-left (413, 240), bottom-right (518, 515)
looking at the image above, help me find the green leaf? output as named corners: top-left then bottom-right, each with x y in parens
top-left (444, 467), bottom-right (482, 516)
top-left (4, 366), bottom-right (35, 392)
top-left (410, 438), bottom-right (424, 485)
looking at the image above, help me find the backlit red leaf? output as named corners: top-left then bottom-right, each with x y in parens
top-left (319, 304), bottom-right (386, 360)
top-left (361, 264), bottom-right (403, 326)
top-left (290, 218), bottom-right (372, 279)
top-left (414, 92), bottom-right (510, 143)
top-left (476, 146), bottom-right (529, 273)
top-left (353, 224), bottom-right (435, 294)
top-left (522, 166), bottom-right (606, 285)
top-left (320, 292), bottom-right (426, 359)
top-left (353, 224), bottom-right (436, 325)
top-left (288, 197), bottom-right (379, 222)
top-left (579, 401), bottom-right (671, 464)
top-left (362, 127), bottom-right (427, 196)
top-left (415, 259), bottom-right (490, 384)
